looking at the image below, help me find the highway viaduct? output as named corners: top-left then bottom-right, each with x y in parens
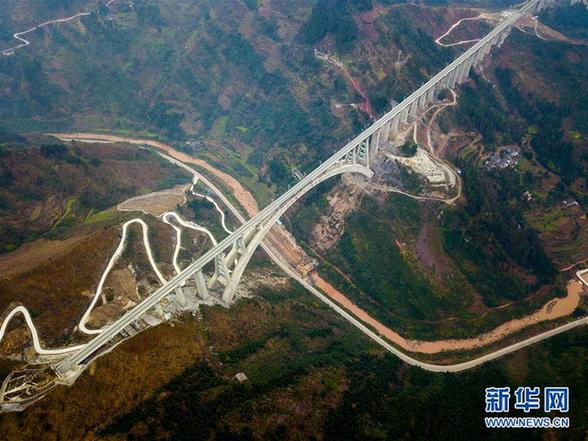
top-left (53, 0), bottom-right (558, 380)
top-left (1, 0), bottom-right (582, 411)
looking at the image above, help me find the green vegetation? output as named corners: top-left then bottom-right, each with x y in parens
top-left (540, 3), bottom-right (588, 40)
top-left (399, 139), bottom-right (417, 157)
top-left (370, 9), bottom-right (454, 104)
top-left (301, 0), bottom-right (363, 50)
top-left (316, 194), bottom-right (475, 331)
top-left (0, 135), bottom-right (190, 252)
top-left (96, 280), bottom-right (588, 440)
top-left (452, 73), bottom-right (519, 144)
top-left (495, 67), bottom-right (582, 183)
top-left (84, 208), bottom-right (117, 225)
top-left (445, 164), bottom-right (555, 302)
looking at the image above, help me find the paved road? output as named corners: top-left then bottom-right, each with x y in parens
top-left (1, 0), bottom-right (119, 56)
top-left (1, 13), bottom-right (90, 56)
top-left (0, 306), bottom-right (85, 355)
top-left (0, 217), bottom-right (167, 350)
top-left (79, 218), bottom-right (166, 335)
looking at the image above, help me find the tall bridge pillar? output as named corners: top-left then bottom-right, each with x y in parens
top-left (194, 270), bottom-right (209, 300)
top-left (408, 100), bottom-right (419, 120)
top-left (391, 116), bottom-right (400, 136)
top-left (448, 67), bottom-right (459, 88)
top-left (372, 128), bottom-right (382, 160)
top-left (175, 287), bottom-right (186, 306)
top-left (417, 93), bottom-right (427, 111)
top-left (401, 108), bottom-right (409, 124)
top-left (383, 119), bottom-right (392, 143)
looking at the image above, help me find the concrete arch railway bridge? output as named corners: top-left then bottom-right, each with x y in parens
top-left (1, 0), bottom-right (581, 412)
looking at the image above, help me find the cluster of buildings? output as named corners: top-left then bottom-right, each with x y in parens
top-left (484, 145), bottom-right (521, 170)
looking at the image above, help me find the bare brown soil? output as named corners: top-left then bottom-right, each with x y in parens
top-left (0, 235), bottom-right (87, 279)
top-left (311, 181), bottom-right (363, 253)
top-left (415, 222), bottom-right (453, 278)
top-left (118, 184), bottom-right (189, 216)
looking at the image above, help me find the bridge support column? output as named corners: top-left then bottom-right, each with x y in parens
top-left (496, 28), bottom-right (509, 48)
top-left (457, 57), bottom-right (472, 84)
top-left (483, 41), bottom-right (492, 57)
top-left (208, 254), bottom-right (230, 290)
top-left (372, 129), bottom-right (381, 160)
top-left (472, 48), bottom-right (483, 67)
top-left (417, 93), bottom-right (427, 110)
top-left (358, 139), bottom-right (370, 168)
top-left (442, 74), bottom-right (451, 90)
top-left (408, 101), bottom-right (418, 120)
top-left (448, 68), bottom-right (458, 88)
top-left (384, 120), bottom-right (392, 142)
top-left (401, 108), bottom-right (409, 125)
top-left (456, 63), bottom-right (466, 84)
top-left (465, 55), bottom-right (474, 75)
top-left (194, 270), bottom-right (209, 300)
top-left (426, 87), bottom-right (435, 103)
top-left (175, 286), bottom-right (186, 306)
top-left (391, 117), bottom-right (399, 136)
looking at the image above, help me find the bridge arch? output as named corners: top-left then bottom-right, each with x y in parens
top-left (219, 163), bottom-right (373, 302)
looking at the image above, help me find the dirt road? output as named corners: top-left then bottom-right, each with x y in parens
top-left (49, 133), bottom-right (260, 217)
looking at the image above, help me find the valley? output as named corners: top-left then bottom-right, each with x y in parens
top-left (0, 0), bottom-right (586, 438)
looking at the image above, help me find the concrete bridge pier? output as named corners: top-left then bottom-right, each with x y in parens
top-left (207, 254), bottom-right (230, 291)
top-left (383, 119), bottom-right (392, 144)
top-left (400, 107), bottom-right (409, 124)
top-left (496, 27), bottom-right (509, 48)
top-left (472, 48), bottom-right (484, 67)
top-left (372, 128), bottom-right (382, 160)
top-left (175, 287), bottom-right (186, 306)
top-left (389, 116), bottom-right (400, 139)
top-left (417, 93), bottom-right (427, 111)
top-left (483, 41), bottom-right (493, 57)
top-left (194, 270), bottom-right (209, 300)
top-left (456, 60), bottom-right (468, 84)
top-left (408, 100), bottom-right (419, 120)
top-left (450, 67), bottom-right (460, 88)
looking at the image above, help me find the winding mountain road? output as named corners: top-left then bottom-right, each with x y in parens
top-left (0, 190), bottom-right (224, 352)
top-left (78, 218), bottom-right (166, 335)
top-left (1, 0), bottom-right (120, 56)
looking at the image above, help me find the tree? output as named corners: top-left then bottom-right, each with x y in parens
top-left (399, 139), bottom-right (417, 157)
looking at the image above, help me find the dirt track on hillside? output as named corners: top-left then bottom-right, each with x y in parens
top-left (49, 133), bottom-right (260, 218)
